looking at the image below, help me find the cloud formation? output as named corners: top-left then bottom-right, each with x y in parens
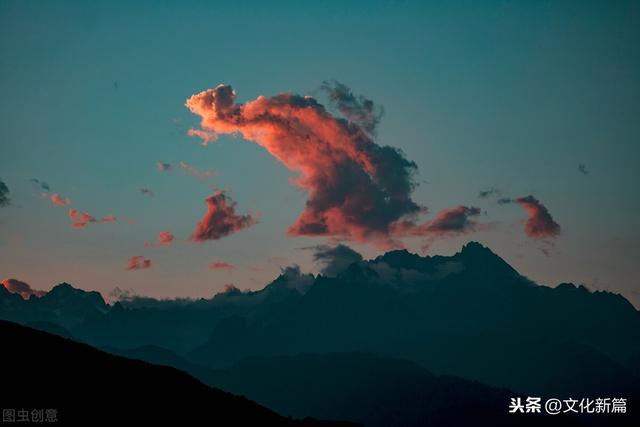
top-left (311, 244), bottom-right (363, 276)
top-left (191, 191), bottom-right (256, 241)
top-left (0, 179), bottom-right (10, 207)
top-left (50, 193), bottom-right (71, 206)
top-left (1, 278), bottom-right (46, 299)
top-left (208, 261), bottom-right (236, 270)
top-left (187, 128), bottom-right (217, 146)
top-left (178, 161), bottom-right (216, 180)
top-left (69, 209), bottom-right (116, 228)
top-left (320, 80), bottom-right (383, 135)
top-left (393, 205), bottom-right (481, 238)
top-left (578, 163), bottom-right (590, 176)
top-left (157, 162), bottom-right (172, 172)
top-left (157, 231), bottom-right (174, 246)
top-left (514, 196), bottom-right (561, 239)
top-left (31, 178), bottom-right (50, 192)
top-left (478, 187), bottom-right (501, 199)
top-left (186, 82), bottom-right (424, 245)
top-left (126, 256), bottom-right (152, 270)
top-left (139, 188), bottom-right (155, 197)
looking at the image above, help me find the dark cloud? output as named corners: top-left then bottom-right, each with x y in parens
top-left (578, 163), bottom-right (590, 176)
top-left (1, 278), bottom-right (46, 299)
top-left (109, 287), bottom-right (195, 308)
top-left (191, 191), bottom-right (256, 242)
top-left (478, 187), bottom-right (501, 199)
top-left (497, 197), bottom-right (512, 205)
top-left (186, 83), bottom-right (423, 246)
top-left (393, 205), bottom-right (481, 238)
top-left (311, 244), bottom-right (363, 276)
top-left (514, 195), bottom-right (561, 239)
top-left (157, 162), bottom-right (172, 172)
top-left (422, 206), bottom-right (481, 236)
top-left (31, 178), bottom-right (50, 192)
top-left (0, 179), bottom-right (10, 207)
top-left (139, 188), bottom-right (155, 197)
top-left (320, 80), bottom-right (384, 134)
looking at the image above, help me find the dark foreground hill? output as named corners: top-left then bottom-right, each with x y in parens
top-left (0, 320), bottom-right (349, 426)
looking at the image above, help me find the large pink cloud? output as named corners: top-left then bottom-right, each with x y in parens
top-left (191, 191), bottom-right (256, 242)
top-left (1, 278), bottom-right (46, 299)
top-left (514, 196), bottom-right (561, 239)
top-left (186, 83), bottom-right (423, 245)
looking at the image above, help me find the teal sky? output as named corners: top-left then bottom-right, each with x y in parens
top-left (1, 0), bottom-right (639, 306)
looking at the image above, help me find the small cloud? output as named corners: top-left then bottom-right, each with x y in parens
top-left (179, 161), bottom-right (216, 180)
top-left (31, 178), bottom-right (50, 192)
top-left (514, 195), bottom-right (560, 239)
top-left (69, 209), bottom-right (116, 228)
top-left (146, 230), bottom-right (175, 247)
top-left (50, 193), bottom-right (71, 206)
top-left (157, 162), bottom-right (172, 172)
top-left (101, 215), bottom-right (117, 224)
top-left (191, 191), bottom-right (256, 242)
top-left (208, 261), bottom-right (236, 271)
top-left (126, 256), bottom-right (152, 270)
top-left (158, 230), bottom-right (174, 246)
top-left (187, 128), bottom-right (218, 146)
top-left (478, 187), bottom-right (501, 199)
top-left (139, 188), bottom-right (155, 197)
top-left (0, 179), bottom-right (10, 207)
top-left (578, 163), bottom-right (590, 176)
top-left (1, 278), bottom-right (46, 299)
top-left (497, 197), bottom-right (512, 205)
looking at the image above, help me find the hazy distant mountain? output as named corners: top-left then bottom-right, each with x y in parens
top-left (0, 282), bottom-right (108, 329)
top-left (0, 320), bottom-right (350, 425)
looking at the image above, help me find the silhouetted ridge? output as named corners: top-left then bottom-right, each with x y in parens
top-left (0, 320), bottom-right (350, 425)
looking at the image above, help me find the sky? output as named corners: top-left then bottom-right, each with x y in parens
top-left (1, 0), bottom-right (639, 306)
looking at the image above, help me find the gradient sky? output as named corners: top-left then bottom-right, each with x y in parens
top-left (1, 0), bottom-right (639, 306)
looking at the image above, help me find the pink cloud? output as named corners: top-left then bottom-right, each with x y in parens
top-left (1, 278), bottom-right (46, 299)
top-left (69, 209), bottom-right (116, 228)
top-left (208, 261), bottom-right (236, 270)
top-left (187, 128), bottom-right (217, 146)
top-left (186, 83), bottom-right (424, 246)
top-left (514, 196), bottom-right (561, 239)
top-left (50, 193), bottom-right (71, 206)
top-left (126, 256), bottom-right (152, 270)
top-left (192, 191), bottom-right (256, 242)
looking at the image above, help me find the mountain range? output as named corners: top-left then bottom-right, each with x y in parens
top-left (2, 241), bottom-right (639, 425)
